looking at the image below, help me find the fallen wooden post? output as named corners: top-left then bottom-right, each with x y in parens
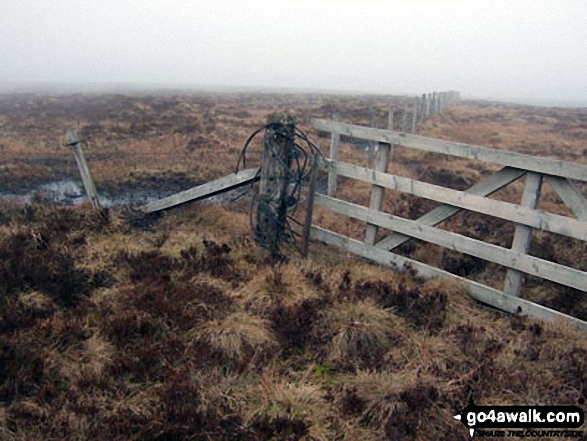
top-left (140, 167), bottom-right (259, 213)
top-left (66, 128), bottom-right (101, 209)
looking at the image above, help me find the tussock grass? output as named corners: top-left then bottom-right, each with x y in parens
top-left (1, 95), bottom-right (587, 439)
top-left (1, 201), bottom-right (586, 440)
top-left (193, 311), bottom-right (278, 367)
top-left (248, 374), bottom-right (333, 441)
top-left (319, 299), bottom-right (398, 368)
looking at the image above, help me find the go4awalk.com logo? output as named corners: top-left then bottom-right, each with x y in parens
top-left (453, 395), bottom-right (585, 438)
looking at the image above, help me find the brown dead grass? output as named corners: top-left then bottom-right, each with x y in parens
top-left (1, 94), bottom-right (587, 439)
top-left (0, 201), bottom-right (585, 440)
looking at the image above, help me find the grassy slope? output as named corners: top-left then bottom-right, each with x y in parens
top-left (0, 201), bottom-right (585, 440)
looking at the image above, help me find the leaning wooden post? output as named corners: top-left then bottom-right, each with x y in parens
top-left (66, 128), bottom-right (101, 209)
top-left (301, 154), bottom-right (319, 257)
top-left (504, 172), bottom-right (543, 296)
top-left (256, 114), bottom-right (296, 256)
top-left (327, 113), bottom-right (340, 197)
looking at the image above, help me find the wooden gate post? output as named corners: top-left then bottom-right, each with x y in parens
top-left (255, 114), bottom-right (296, 256)
top-left (368, 107), bottom-right (377, 167)
top-left (327, 113), bottom-right (340, 197)
top-left (301, 154), bottom-right (319, 257)
top-left (365, 142), bottom-right (392, 245)
top-left (66, 128), bottom-right (101, 209)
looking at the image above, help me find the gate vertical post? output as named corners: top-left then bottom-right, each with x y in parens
top-left (368, 107), bottom-right (377, 167)
top-left (365, 142), bottom-right (391, 246)
top-left (327, 113), bottom-right (340, 197)
top-left (301, 154), bottom-right (319, 257)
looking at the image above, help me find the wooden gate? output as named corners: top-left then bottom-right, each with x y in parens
top-left (310, 119), bottom-right (587, 330)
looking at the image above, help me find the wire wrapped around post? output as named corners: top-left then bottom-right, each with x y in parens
top-left (236, 113), bottom-right (324, 257)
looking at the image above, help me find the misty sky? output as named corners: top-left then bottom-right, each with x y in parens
top-left (1, 0), bottom-right (586, 103)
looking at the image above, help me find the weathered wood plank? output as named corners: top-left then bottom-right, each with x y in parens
top-left (504, 173), bottom-right (542, 296)
top-left (66, 128), bottom-right (101, 209)
top-left (315, 194), bottom-right (587, 291)
top-left (365, 143), bottom-right (391, 246)
top-left (327, 114), bottom-right (341, 197)
top-left (311, 226), bottom-right (587, 331)
top-left (140, 168), bottom-right (259, 213)
top-left (376, 167), bottom-right (526, 250)
top-left (312, 119), bottom-right (587, 182)
top-left (545, 176), bottom-right (587, 221)
top-left (322, 160), bottom-right (587, 241)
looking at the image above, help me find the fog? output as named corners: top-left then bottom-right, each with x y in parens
top-left (1, 0), bottom-right (586, 105)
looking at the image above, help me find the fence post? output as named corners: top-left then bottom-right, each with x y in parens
top-left (301, 154), bottom-right (319, 257)
top-left (401, 100), bottom-right (407, 132)
top-left (504, 172), bottom-right (543, 296)
top-left (420, 94), bottom-right (427, 121)
top-left (256, 114), bottom-right (295, 256)
top-left (66, 128), bottom-right (101, 209)
top-left (387, 108), bottom-right (395, 131)
top-left (327, 113), bottom-right (340, 197)
top-left (411, 98), bottom-right (418, 132)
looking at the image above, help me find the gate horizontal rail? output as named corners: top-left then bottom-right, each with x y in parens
top-left (311, 119), bottom-right (587, 330)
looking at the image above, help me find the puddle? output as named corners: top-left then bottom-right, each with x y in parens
top-left (0, 178), bottom-right (259, 209)
top-left (0, 179), bottom-right (166, 208)
top-left (0, 177), bottom-right (325, 209)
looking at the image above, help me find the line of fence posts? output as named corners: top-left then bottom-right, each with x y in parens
top-left (364, 91), bottom-right (460, 138)
top-left (324, 89), bottom-right (460, 256)
top-left (417, 90), bottom-right (460, 128)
